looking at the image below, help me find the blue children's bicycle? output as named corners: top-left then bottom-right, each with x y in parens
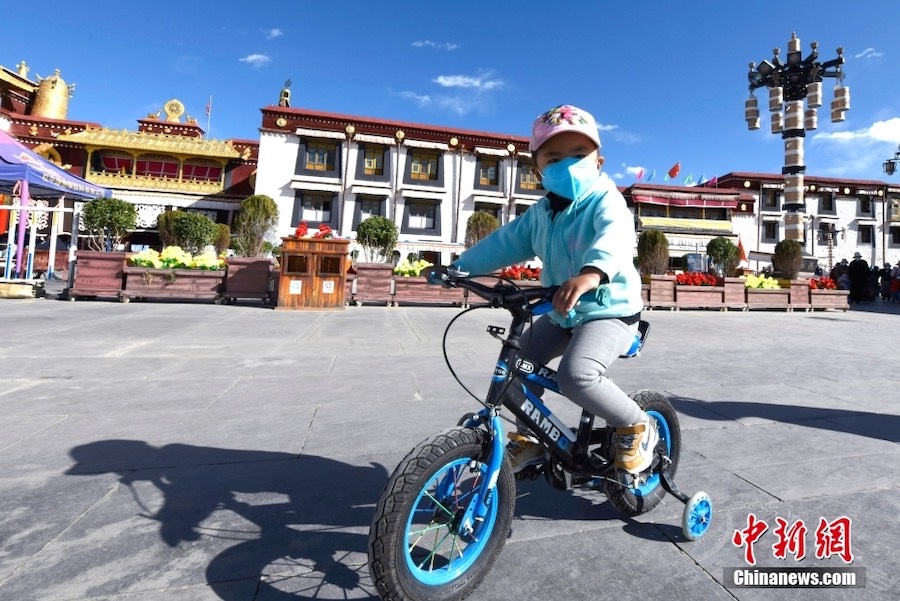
top-left (368, 271), bottom-right (712, 601)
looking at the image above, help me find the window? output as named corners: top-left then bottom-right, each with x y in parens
top-left (305, 142), bottom-right (335, 171)
top-left (858, 196), bottom-right (874, 217)
top-left (182, 162), bottom-right (222, 182)
top-left (671, 207), bottom-right (703, 219)
top-left (859, 224), bottom-right (874, 246)
top-left (301, 194), bottom-right (332, 222)
top-left (364, 146), bottom-right (384, 176)
top-left (761, 189), bottom-right (779, 209)
top-left (819, 192), bottom-right (836, 213)
top-left (99, 153), bottom-right (133, 174)
top-left (474, 203), bottom-right (502, 221)
top-left (408, 201), bottom-right (435, 229)
top-left (477, 157), bottom-right (498, 186)
top-left (359, 197), bottom-right (383, 220)
top-left (763, 220), bottom-right (778, 241)
top-left (514, 204), bottom-right (532, 218)
top-left (519, 166), bottom-right (541, 190)
top-left (891, 226), bottom-right (900, 245)
top-left (410, 150), bottom-right (439, 181)
top-left (135, 155), bottom-right (178, 179)
top-left (890, 198), bottom-right (900, 222)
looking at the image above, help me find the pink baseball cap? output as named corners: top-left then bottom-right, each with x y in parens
top-left (529, 104), bottom-right (602, 152)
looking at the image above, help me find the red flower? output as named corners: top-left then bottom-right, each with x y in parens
top-left (294, 221), bottom-right (308, 237)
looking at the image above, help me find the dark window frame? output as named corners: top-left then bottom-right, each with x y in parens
top-left (819, 191), bottom-right (836, 215)
top-left (514, 159), bottom-right (543, 195)
top-left (859, 224), bottom-right (875, 246)
top-left (355, 143), bottom-right (391, 183)
top-left (401, 198), bottom-right (442, 235)
top-left (351, 195), bottom-right (387, 230)
top-left (474, 155), bottom-right (500, 191)
top-left (762, 220), bottom-right (779, 241)
top-left (403, 149), bottom-right (444, 187)
top-left (294, 138), bottom-right (341, 177)
top-left (291, 190), bottom-right (340, 231)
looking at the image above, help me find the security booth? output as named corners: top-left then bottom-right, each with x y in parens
top-left (276, 236), bottom-right (349, 310)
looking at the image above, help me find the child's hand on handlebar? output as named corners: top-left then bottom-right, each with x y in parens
top-left (552, 270), bottom-right (604, 315)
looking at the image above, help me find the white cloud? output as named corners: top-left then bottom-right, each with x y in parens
top-left (239, 54), bottom-right (271, 68)
top-left (400, 91), bottom-right (432, 107)
top-left (811, 117), bottom-right (900, 176)
top-left (266, 28), bottom-right (284, 39)
top-left (412, 40), bottom-right (459, 51)
top-left (433, 73), bottom-right (504, 91)
top-left (854, 48), bottom-right (882, 60)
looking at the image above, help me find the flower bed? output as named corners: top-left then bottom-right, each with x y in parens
top-left (121, 246), bottom-right (226, 302)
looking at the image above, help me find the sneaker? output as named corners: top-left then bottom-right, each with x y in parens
top-left (613, 418), bottom-right (659, 474)
top-left (506, 432), bottom-right (544, 473)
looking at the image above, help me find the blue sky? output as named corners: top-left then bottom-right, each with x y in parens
top-left (4, 0), bottom-right (900, 183)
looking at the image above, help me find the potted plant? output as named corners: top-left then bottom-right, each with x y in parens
top-left (808, 275), bottom-right (849, 311)
top-left (352, 215), bottom-right (398, 306)
top-left (122, 245), bottom-right (226, 302)
top-left (706, 236), bottom-right (745, 309)
top-left (674, 272), bottom-right (726, 310)
top-left (772, 239), bottom-right (809, 310)
top-left (225, 195), bottom-right (280, 304)
top-left (69, 196), bottom-right (137, 301)
top-left (744, 272), bottom-right (790, 310)
top-left (637, 230), bottom-right (676, 309)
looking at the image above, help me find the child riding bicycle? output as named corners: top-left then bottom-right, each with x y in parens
top-left (449, 104), bottom-right (657, 475)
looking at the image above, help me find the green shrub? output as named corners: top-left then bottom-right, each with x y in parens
top-left (465, 211), bottom-right (500, 248)
top-left (156, 210), bottom-right (178, 248)
top-left (707, 236), bottom-right (738, 276)
top-left (233, 195), bottom-right (279, 257)
top-left (356, 216), bottom-right (398, 263)
top-left (773, 239), bottom-right (803, 279)
top-left (171, 211), bottom-right (217, 255)
top-left (636, 230), bottom-right (669, 275)
top-left (80, 197), bottom-right (137, 251)
top-left (214, 223), bottom-right (231, 255)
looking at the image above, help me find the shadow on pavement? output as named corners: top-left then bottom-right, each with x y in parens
top-left (66, 440), bottom-right (387, 600)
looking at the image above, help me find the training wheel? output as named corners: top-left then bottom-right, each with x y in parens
top-left (681, 491), bottom-right (712, 540)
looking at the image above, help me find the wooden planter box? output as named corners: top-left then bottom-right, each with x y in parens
top-left (26, 248), bottom-right (70, 279)
top-left (675, 285), bottom-right (724, 310)
top-left (352, 262), bottom-right (394, 306)
top-left (122, 267), bottom-right (225, 302)
top-left (723, 277), bottom-right (747, 310)
top-left (809, 289), bottom-right (849, 311)
top-left (745, 287), bottom-right (791, 310)
top-left (645, 274), bottom-right (677, 309)
top-left (392, 276), bottom-right (466, 306)
top-left (69, 250), bottom-right (127, 301)
top-left (223, 257), bottom-right (277, 304)
top-left (786, 279), bottom-right (811, 312)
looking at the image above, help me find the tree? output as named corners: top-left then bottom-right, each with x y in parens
top-left (156, 210), bottom-right (178, 248)
top-left (233, 195), bottom-right (279, 257)
top-left (214, 223), bottom-right (231, 255)
top-left (356, 216), bottom-right (398, 263)
top-left (707, 236), bottom-right (738, 276)
top-left (636, 230), bottom-right (670, 275)
top-left (80, 197), bottom-right (137, 252)
top-left (773, 239), bottom-right (803, 279)
top-left (465, 211), bottom-right (499, 248)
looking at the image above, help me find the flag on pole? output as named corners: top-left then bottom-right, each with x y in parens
top-left (635, 168), bottom-right (644, 181)
top-left (709, 175), bottom-right (718, 187)
top-left (205, 96), bottom-right (212, 117)
top-left (667, 161), bottom-right (681, 179)
top-left (698, 173), bottom-right (708, 185)
top-left (683, 173), bottom-right (693, 186)
top-left (738, 236), bottom-right (748, 264)
top-left (646, 169), bottom-right (655, 182)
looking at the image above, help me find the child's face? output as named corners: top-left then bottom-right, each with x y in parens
top-left (534, 131), bottom-right (603, 174)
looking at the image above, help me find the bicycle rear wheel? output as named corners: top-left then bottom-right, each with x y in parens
top-left (369, 427), bottom-right (515, 601)
top-left (604, 390), bottom-right (681, 516)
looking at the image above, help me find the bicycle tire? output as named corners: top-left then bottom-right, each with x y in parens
top-left (369, 426), bottom-right (515, 601)
top-left (604, 390), bottom-right (681, 517)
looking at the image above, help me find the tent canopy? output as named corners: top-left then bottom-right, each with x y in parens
top-left (0, 130), bottom-right (110, 199)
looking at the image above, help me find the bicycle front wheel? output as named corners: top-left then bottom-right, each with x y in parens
top-left (369, 427), bottom-right (515, 601)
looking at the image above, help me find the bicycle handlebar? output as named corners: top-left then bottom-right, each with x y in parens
top-left (426, 267), bottom-right (558, 321)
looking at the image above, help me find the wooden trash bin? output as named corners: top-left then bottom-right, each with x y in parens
top-left (276, 237), bottom-right (349, 310)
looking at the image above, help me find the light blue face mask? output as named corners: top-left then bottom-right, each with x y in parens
top-left (539, 156), bottom-right (600, 202)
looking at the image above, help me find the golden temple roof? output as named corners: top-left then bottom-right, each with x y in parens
top-left (58, 128), bottom-right (242, 159)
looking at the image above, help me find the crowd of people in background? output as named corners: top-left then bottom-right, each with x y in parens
top-left (828, 253), bottom-right (900, 303)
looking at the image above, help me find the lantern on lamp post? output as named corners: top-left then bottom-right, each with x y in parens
top-left (745, 32), bottom-right (847, 242)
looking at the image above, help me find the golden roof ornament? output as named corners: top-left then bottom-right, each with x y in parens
top-left (164, 99), bottom-right (185, 122)
top-left (279, 79), bottom-right (291, 107)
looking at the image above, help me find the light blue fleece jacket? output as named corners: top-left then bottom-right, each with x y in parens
top-left (454, 172), bottom-right (643, 325)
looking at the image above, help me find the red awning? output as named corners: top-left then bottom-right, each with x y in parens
top-left (632, 195), bottom-right (738, 208)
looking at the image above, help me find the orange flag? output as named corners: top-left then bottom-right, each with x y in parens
top-left (667, 162), bottom-right (681, 179)
top-left (738, 237), bottom-right (748, 262)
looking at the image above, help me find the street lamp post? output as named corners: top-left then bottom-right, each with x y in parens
top-left (883, 144), bottom-right (900, 176)
top-left (745, 32), bottom-right (848, 242)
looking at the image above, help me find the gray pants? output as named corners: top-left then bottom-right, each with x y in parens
top-left (520, 315), bottom-right (644, 428)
